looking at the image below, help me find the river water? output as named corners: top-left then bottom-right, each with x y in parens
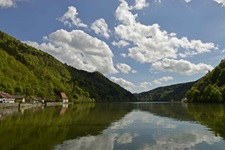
top-left (0, 102), bottom-right (225, 150)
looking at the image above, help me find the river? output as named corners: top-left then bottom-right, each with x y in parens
top-left (0, 102), bottom-right (224, 150)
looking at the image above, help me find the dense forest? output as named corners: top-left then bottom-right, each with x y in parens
top-left (136, 81), bottom-right (195, 102)
top-left (0, 31), bottom-right (136, 102)
top-left (186, 59), bottom-right (225, 102)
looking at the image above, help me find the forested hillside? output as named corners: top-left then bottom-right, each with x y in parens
top-left (136, 81), bottom-right (195, 102)
top-left (186, 59), bottom-right (225, 102)
top-left (0, 31), bottom-right (136, 102)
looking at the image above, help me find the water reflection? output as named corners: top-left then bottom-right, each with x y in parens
top-left (55, 108), bottom-right (225, 150)
top-left (0, 103), bottom-right (225, 150)
top-left (186, 104), bottom-right (225, 139)
top-left (0, 103), bottom-right (132, 150)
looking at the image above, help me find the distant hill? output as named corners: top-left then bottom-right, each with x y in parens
top-left (136, 81), bottom-right (195, 102)
top-left (186, 59), bottom-right (225, 102)
top-left (0, 31), bottom-right (136, 102)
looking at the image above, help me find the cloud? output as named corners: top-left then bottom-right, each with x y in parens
top-left (132, 70), bottom-right (137, 73)
top-left (112, 40), bottom-right (129, 48)
top-left (57, 6), bottom-right (87, 28)
top-left (0, 0), bottom-right (14, 8)
top-left (110, 77), bottom-right (135, 91)
top-left (116, 63), bottom-right (131, 74)
top-left (139, 82), bottom-right (152, 89)
top-left (116, 63), bottom-right (136, 74)
top-left (115, 22), bottom-right (217, 63)
top-left (91, 18), bottom-right (110, 39)
top-left (132, 0), bottom-right (149, 10)
top-left (115, 0), bottom-right (217, 64)
top-left (115, 0), bottom-right (137, 25)
top-left (0, 0), bottom-right (29, 8)
top-left (152, 58), bottom-right (213, 75)
top-left (152, 76), bottom-right (174, 86)
top-left (24, 29), bottom-right (118, 74)
top-left (214, 0), bottom-right (225, 6)
top-left (139, 76), bottom-right (173, 89)
top-left (159, 76), bottom-right (174, 82)
top-left (120, 53), bottom-right (128, 58)
top-left (152, 80), bottom-right (162, 85)
top-left (184, 0), bottom-right (192, 2)
top-left (161, 0), bottom-right (225, 7)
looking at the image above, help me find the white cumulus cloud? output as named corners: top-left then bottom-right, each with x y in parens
top-left (110, 77), bottom-right (135, 91)
top-left (117, 63), bottom-right (132, 74)
top-left (91, 18), bottom-right (110, 39)
top-left (139, 82), bottom-right (152, 89)
top-left (24, 29), bottom-right (118, 75)
top-left (0, 0), bottom-right (14, 8)
top-left (57, 6), bottom-right (87, 28)
top-left (0, 0), bottom-right (29, 8)
top-left (152, 58), bottom-right (213, 75)
top-left (153, 80), bottom-right (162, 85)
top-left (132, 0), bottom-right (149, 10)
top-left (159, 76), bottom-right (174, 82)
top-left (115, 22), bottom-right (217, 63)
top-left (116, 63), bottom-right (136, 74)
top-left (115, 0), bottom-right (137, 25)
top-left (112, 40), bottom-right (129, 48)
top-left (142, 76), bottom-right (173, 88)
top-left (115, 0), bottom-right (217, 65)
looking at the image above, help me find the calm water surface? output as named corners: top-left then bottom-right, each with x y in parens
top-left (0, 103), bottom-right (225, 150)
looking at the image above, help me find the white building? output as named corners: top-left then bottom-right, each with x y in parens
top-left (0, 91), bottom-right (15, 103)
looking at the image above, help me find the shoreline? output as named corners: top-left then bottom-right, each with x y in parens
top-left (0, 102), bottom-right (73, 109)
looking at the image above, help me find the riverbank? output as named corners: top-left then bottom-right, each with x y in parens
top-left (0, 102), bottom-right (72, 109)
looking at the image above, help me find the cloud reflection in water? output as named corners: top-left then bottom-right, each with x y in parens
top-left (55, 110), bottom-right (223, 150)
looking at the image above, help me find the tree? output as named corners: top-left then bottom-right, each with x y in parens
top-left (186, 88), bottom-right (200, 102)
top-left (218, 69), bottom-right (225, 86)
top-left (211, 66), bottom-right (221, 84)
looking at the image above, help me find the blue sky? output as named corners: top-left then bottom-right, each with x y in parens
top-left (1, 0), bottom-right (225, 93)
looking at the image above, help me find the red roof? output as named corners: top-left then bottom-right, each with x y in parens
top-left (0, 91), bottom-right (14, 98)
top-left (60, 92), bottom-right (68, 100)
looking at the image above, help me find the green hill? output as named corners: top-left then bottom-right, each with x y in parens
top-left (0, 31), bottom-right (136, 102)
top-left (137, 59), bottom-right (225, 103)
top-left (186, 59), bottom-right (225, 102)
top-left (136, 81), bottom-right (195, 102)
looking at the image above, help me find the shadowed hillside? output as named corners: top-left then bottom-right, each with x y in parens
top-left (137, 81), bottom-right (195, 102)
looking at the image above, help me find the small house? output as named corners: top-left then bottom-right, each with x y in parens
top-left (34, 97), bottom-right (44, 103)
top-left (14, 95), bottom-right (26, 103)
top-left (0, 91), bottom-right (15, 103)
top-left (60, 92), bottom-right (69, 103)
top-left (30, 96), bottom-right (44, 103)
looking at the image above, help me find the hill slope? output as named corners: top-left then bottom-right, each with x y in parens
top-left (186, 59), bottom-right (225, 102)
top-left (136, 81), bottom-right (195, 102)
top-left (0, 31), bottom-right (136, 102)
